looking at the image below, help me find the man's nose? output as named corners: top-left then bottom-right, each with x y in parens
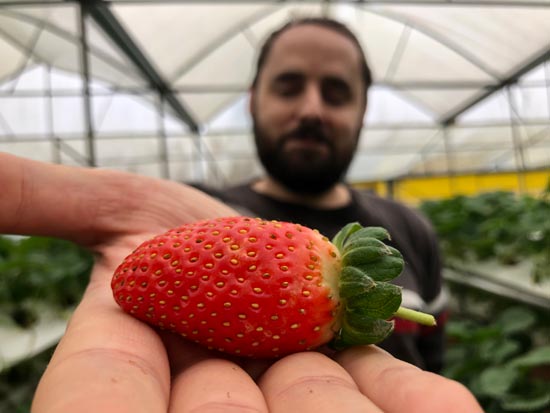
top-left (298, 85), bottom-right (324, 120)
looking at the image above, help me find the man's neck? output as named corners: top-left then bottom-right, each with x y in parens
top-left (251, 177), bottom-right (351, 209)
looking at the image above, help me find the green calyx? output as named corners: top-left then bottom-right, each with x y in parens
top-left (330, 222), bottom-right (437, 351)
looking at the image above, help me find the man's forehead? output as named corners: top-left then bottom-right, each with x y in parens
top-left (265, 24), bottom-right (362, 72)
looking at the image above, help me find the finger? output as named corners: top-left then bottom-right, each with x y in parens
top-left (336, 346), bottom-right (483, 413)
top-left (259, 352), bottom-right (383, 413)
top-left (162, 333), bottom-right (268, 413)
top-left (32, 264), bottom-right (171, 413)
top-left (0, 153), bottom-right (236, 246)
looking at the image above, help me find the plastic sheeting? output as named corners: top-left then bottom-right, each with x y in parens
top-left (0, 1), bottom-right (549, 185)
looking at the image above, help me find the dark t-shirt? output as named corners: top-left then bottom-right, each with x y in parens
top-left (197, 182), bottom-right (446, 372)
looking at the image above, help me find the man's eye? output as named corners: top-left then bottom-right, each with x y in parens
top-left (272, 73), bottom-right (304, 97)
top-left (323, 79), bottom-right (352, 105)
top-left (274, 81), bottom-right (301, 97)
top-left (324, 89), bottom-right (348, 105)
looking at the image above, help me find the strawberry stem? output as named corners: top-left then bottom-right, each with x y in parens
top-left (394, 306), bottom-right (437, 326)
top-left (330, 222), bottom-right (438, 351)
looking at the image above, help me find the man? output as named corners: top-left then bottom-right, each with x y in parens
top-left (204, 17), bottom-right (447, 372)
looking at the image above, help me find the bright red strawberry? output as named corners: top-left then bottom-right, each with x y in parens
top-left (111, 216), bottom-right (435, 358)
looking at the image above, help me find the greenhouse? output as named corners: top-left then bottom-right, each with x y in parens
top-left (0, 1), bottom-right (549, 412)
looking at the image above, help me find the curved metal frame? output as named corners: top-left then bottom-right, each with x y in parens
top-left (0, 0), bottom-right (548, 184)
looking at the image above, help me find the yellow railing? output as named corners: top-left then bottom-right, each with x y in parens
top-left (353, 169), bottom-right (550, 206)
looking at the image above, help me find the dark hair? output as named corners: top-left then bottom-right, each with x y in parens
top-left (251, 17), bottom-right (373, 93)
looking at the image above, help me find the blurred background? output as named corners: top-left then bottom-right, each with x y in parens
top-left (0, 1), bottom-right (549, 412)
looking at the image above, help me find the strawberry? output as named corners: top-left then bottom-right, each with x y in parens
top-left (111, 216), bottom-right (435, 358)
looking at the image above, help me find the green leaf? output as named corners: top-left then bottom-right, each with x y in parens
top-left (345, 226), bottom-right (390, 243)
top-left (331, 316), bottom-right (394, 350)
top-left (476, 365), bottom-right (520, 398)
top-left (509, 345), bottom-right (550, 369)
top-left (445, 319), bottom-right (478, 340)
top-left (342, 242), bottom-right (392, 267)
top-left (495, 306), bottom-right (537, 335)
top-left (346, 282), bottom-right (402, 320)
top-left (342, 235), bottom-right (392, 254)
top-left (339, 266), bottom-right (375, 298)
top-left (446, 321), bottom-right (501, 344)
top-left (479, 338), bottom-right (521, 364)
top-left (331, 222), bottom-right (362, 252)
top-left (352, 248), bottom-right (404, 282)
top-left (501, 393), bottom-right (550, 412)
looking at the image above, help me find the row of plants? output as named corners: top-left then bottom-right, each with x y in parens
top-left (0, 236), bottom-right (92, 329)
top-left (443, 287), bottom-right (550, 413)
top-left (0, 346), bottom-right (55, 413)
top-left (0, 236), bottom-right (92, 412)
top-left (419, 185), bottom-right (550, 412)
top-left (419, 185), bottom-right (550, 283)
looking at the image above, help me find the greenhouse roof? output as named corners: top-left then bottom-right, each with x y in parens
top-left (0, 0), bottom-right (549, 185)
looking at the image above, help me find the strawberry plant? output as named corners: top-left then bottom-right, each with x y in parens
top-left (0, 236), bottom-right (93, 328)
top-left (111, 216), bottom-right (435, 358)
top-left (420, 187), bottom-right (550, 283)
top-left (0, 236), bottom-right (93, 411)
top-left (444, 306), bottom-right (550, 413)
top-left (0, 346), bottom-right (55, 413)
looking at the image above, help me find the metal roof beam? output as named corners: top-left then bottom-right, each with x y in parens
top-left (440, 46), bottom-right (550, 126)
top-left (83, 0), bottom-right (199, 132)
top-left (68, 1), bottom-right (550, 7)
top-left (3, 1), bottom-right (550, 8)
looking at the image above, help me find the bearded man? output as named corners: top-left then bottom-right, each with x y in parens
top-left (202, 17), bottom-right (448, 373)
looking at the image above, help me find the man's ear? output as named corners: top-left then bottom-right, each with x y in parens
top-left (362, 93), bottom-right (368, 116)
top-left (360, 96), bottom-right (368, 124)
top-left (248, 88), bottom-right (255, 116)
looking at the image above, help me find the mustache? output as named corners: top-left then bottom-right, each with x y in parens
top-left (280, 123), bottom-right (331, 146)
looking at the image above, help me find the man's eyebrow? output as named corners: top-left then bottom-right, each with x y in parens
top-left (323, 75), bottom-right (352, 88)
top-left (272, 71), bottom-right (304, 83)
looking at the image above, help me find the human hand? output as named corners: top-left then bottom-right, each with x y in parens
top-left (0, 153), bottom-right (482, 413)
top-left (163, 336), bottom-right (483, 413)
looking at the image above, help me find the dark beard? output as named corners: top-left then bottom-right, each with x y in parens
top-left (253, 119), bottom-right (358, 195)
